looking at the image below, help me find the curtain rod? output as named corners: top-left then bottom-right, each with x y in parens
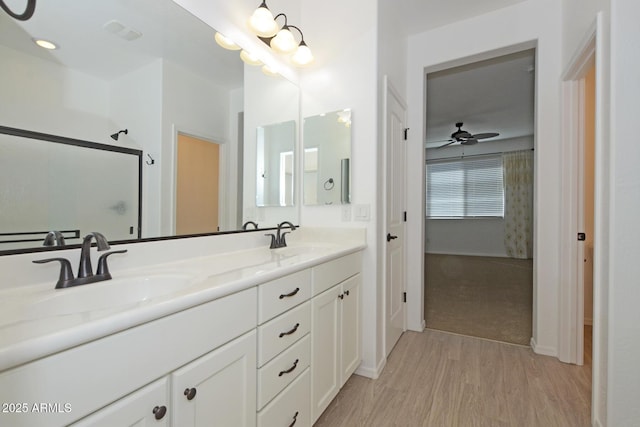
top-left (426, 147), bottom-right (534, 162)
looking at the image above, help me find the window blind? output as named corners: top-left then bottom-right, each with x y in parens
top-left (426, 155), bottom-right (504, 218)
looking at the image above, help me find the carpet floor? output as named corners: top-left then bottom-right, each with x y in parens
top-left (424, 254), bottom-right (533, 345)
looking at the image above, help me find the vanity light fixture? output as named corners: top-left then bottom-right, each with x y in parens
top-left (247, 1), bottom-right (279, 38)
top-left (110, 129), bottom-right (128, 141)
top-left (214, 32), bottom-right (240, 51)
top-left (33, 38), bottom-right (58, 50)
top-left (240, 50), bottom-right (263, 66)
top-left (247, 2), bottom-right (314, 67)
top-left (261, 64), bottom-right (279, 77)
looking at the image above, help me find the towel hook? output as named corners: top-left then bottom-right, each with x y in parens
top-left (146, 153), bottom-right (155, 165)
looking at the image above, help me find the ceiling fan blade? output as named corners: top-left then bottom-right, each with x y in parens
top-left (471, 132), bottom-right (499, 140)
top-left (461, 138), bottom-right (479, 145)
top-left (437, 140), bottom-right (457, 148)
top-left (427, 138), bottom-right (455, 144)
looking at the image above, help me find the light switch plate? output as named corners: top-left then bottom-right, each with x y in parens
top-left (354, 204), bottom-right (370, 221)
top-left (341, 205), bottom-right (352, 222)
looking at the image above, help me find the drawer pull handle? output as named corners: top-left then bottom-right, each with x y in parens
top-left (288, 411), bottom-right (299, 427)
top-left (279, 323), bottom-right (300, 338)
top-left (152, 405), bottom-right (167, 420)
top-left (338, 293), bottom-right (344, 300)
top-left (344, 290), bottom-right (350, 296)
top-left (184, 387), bottom-right (197, 400)
top-left (279, 359), bottom-right (299, 377)
top-left (279, 287), bottom-right (300, 299)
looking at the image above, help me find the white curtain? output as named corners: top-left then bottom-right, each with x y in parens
top-left (503, 150), bottom-right (533, 259)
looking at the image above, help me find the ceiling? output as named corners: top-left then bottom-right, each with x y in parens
top-left (0, 0), bottom-right (243, 89)
top-left (425, 49), bottom-right (536, 149)
top-left (398, 0), bottom-right (527, 35)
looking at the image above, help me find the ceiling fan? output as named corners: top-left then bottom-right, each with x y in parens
top-left (430, 122), bottom-right (499, 148)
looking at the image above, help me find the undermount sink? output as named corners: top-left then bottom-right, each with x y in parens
top-left (22, 273), bottom-right (196, 320)
top-left (272, 244), bottom-right (335, 258)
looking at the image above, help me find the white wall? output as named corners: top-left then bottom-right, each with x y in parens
top-left (607, 1), bottom-right (640, 424)
top-left (405, 0), bottom-right (563, 358)
top-left (160, 59), bottom-right (233, 235)
top-left (0, 45), bottom-right (111, 141)
top-left (299, 0), bottom-right (382, 376)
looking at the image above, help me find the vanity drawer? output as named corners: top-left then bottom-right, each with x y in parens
top-left (258, 269), bottom-right (311, 324)
top-left (258, 367), bottom-right (310, 427)
top-left (257, 301), bottom-right (310, 366)
top-left (257, 334), bottom-right (310, 410)
top-left (312, 252), bottom-right (362, 296)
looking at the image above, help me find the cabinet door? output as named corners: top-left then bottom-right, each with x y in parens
top-left (311, 285), bottom-right (341, 423)
top-left (70, 378), bottom-right (169, 427)
top-left (340, 274), bottom-right (361, 387)
top-left (171, 330), bottom-right (256, 427)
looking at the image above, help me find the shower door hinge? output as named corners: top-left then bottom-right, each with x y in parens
top-left (403, 128), bottom-right (409, 140)
top-left (403, 211), bottom-right (407, 222)
top-left (403, 292), bottom-right (407, 303)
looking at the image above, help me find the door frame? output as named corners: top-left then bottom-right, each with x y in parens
top-left (382, 75), bottom-right (408, 357)
top-left (559, 15), bottom-right (604, 369)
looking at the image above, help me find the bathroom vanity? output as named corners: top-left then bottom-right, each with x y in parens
top-left (0, 230), bottom-right (364, 426)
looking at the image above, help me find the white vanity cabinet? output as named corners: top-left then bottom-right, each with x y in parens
top-left (256, 269), bottom-right (312, 427)
top-left (70, 378), bottom-right (169, 427)
top-left (0, 287), bottom-right (257, 427)
top-left (311, 252), bottom-right (362, 423)
top-left (171, 330), bottom-right (257, 426)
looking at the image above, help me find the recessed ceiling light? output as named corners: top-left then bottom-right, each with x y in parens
top-left (33, 38), bottom-right (58, 50)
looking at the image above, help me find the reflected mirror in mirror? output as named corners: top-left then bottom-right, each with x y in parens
top-left (256, 120), bottom-right (296, 207)
top-left (0, 0), bottom-right (299, 254)
top-left (303, 109), bottom-right (352, 205)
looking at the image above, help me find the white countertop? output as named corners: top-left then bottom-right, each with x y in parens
top-left (0, 234), bottom-right (365, 372)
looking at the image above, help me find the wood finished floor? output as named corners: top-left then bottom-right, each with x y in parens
top-left (314, 329), bottom-right (592, 427)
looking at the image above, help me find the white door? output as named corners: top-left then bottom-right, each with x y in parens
top-left (171, 331), bottom-right (256, 427)
top-left (384, 76), bottom-right (407, 357)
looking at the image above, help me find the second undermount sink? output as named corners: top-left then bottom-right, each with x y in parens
top-left (22, 273), bottom-right (196, 320)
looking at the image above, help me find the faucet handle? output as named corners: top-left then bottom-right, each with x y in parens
top-left (32, 257), bottom-right (74, 289)
top-left (96, 250), bottom-right (128, 279)
top-left (265, 233), bottom-right (277, 249)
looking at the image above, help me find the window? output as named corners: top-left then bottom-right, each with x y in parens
top-left (426, 155), bottom-right (504, 218)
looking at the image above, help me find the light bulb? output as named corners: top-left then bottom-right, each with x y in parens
top-left (261, 64), bottom-right (279, 77)
top-left (248, 4), bottom-right (279, 37)
top-left (291, 42), bottom-right (314, 66)
top-left (240, 50), bottom-right (262, 66)
top-left (270, 27), bottom-right (297, 54)
top-left (214, 32), bottom-right (240, 50)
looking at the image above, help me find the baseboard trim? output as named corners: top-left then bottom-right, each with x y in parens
top-left (355, 357), bottom-right (386, 380)
top-left (530, 336), bottom-right (557, 357)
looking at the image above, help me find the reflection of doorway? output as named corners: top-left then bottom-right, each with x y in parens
top-left (176, 133), bottom-right (220, 235)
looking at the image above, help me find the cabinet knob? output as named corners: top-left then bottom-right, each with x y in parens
top-left (338, 293), bottom-right (344, 300)
top-left (152, 405), bottom-right (167, 420)
top-left (184, 387), bottom-right (197, 401)
top-left (288, 411), bottom-right (299, 427)
top-left (344, 290), bottom-right (350, 297)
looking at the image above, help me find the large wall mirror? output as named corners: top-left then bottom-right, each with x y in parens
top-left (0, 0), bottom-right (299, 254)
top-left (303, 109), bottom-right (352, 205)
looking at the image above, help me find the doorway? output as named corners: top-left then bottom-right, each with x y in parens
top-left (176, 133), bottom-right (221, 235)
top-left (423, 50), bottom-right (535, 346)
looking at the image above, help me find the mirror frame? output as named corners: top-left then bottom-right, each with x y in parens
top-left (0, 125), bottom-right (143, 256)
